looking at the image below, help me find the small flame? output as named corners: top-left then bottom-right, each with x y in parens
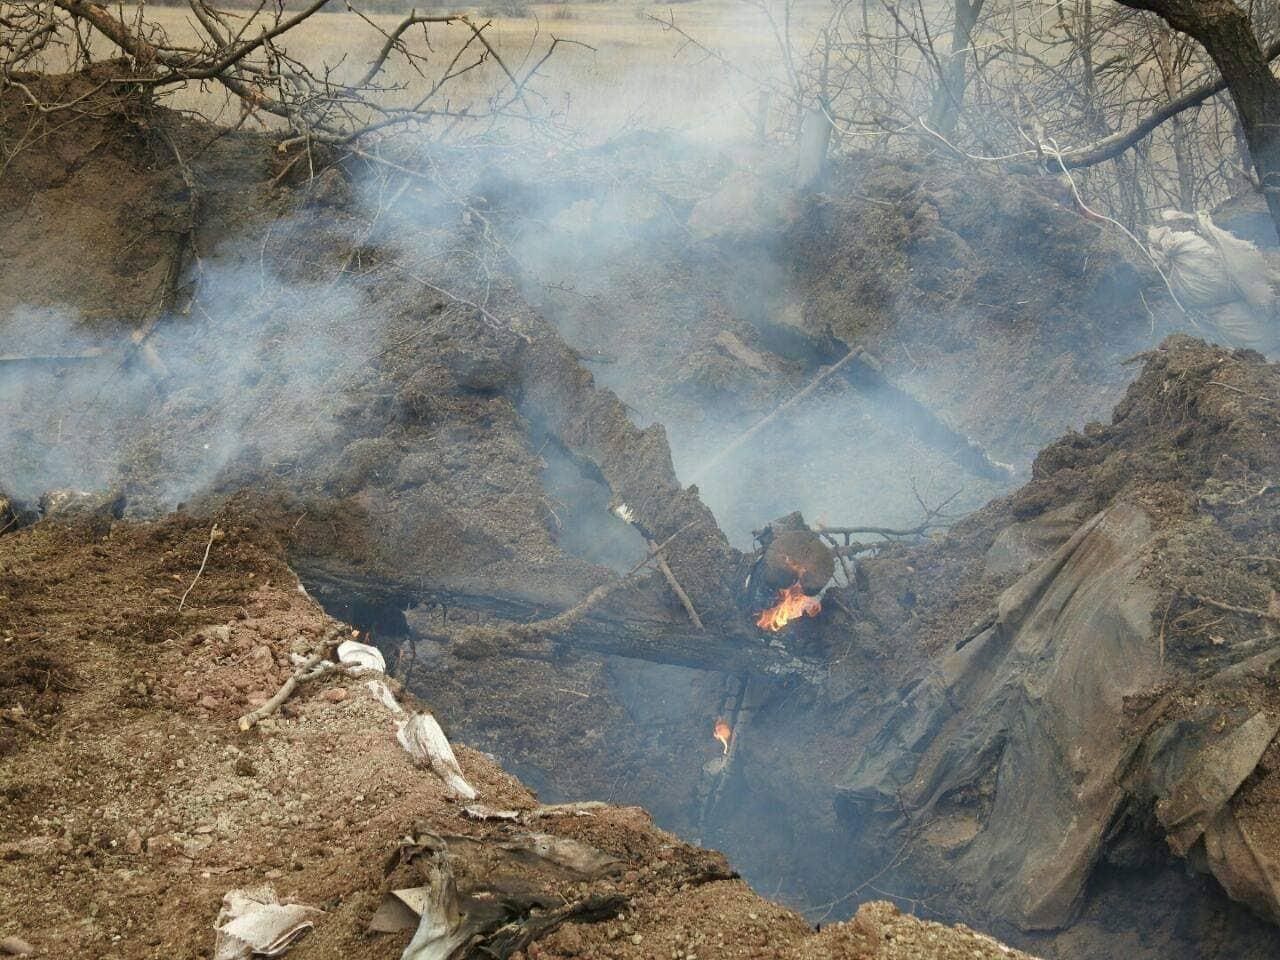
top-left (713, 719), bottom-right (731, 755)
top-left (756, 581), bottom-right (822, 632)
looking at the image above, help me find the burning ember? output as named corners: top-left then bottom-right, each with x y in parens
top-left (713, 719), bottom-right (732, 755)
top-left (756, 581), bottom-right (822, 632)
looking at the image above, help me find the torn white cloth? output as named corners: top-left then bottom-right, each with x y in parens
top-left (366, 679), bottom-right (406, 716)
top-left (337, 639), bottom-right (386, 674)
top-left (397, 712), bottom-right (478, 800)
top-left (213, 886), bottom-right (319, 960)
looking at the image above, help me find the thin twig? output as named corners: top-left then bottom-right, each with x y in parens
top-left (1185, 591), bottom-right (1278, 622)
top-left (647, 537), bottom-right (704, 629)
top-left (178, 523), bottom-right (221, 612)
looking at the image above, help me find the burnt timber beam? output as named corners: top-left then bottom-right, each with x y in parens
top-left (293, 558), bottom-right (822, 680)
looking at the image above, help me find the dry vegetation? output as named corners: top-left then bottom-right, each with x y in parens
top-left (5, 0), bottom-right (1280, 229)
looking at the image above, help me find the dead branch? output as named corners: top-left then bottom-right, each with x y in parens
top-left (7, 0), bottom-right (581, 151)
top-left (450, 520), bottom-right (702, 649)
top-left (647, 537), bottom-right (704, 629)
top-left (689, 349), bottom-right (865, 483)
top-left (0, 349), bottom-right (106, 364)
top-left (236, 624), bottom-right (347, 730)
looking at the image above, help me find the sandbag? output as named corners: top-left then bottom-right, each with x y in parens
top-left (1147, 213), bottom-right (1280, 354)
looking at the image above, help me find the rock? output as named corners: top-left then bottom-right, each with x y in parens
top-left (321, 687), bottom-right (348, 703)
top-left (0, 936), bottom-right (34, 956)
top-left (123, 829), bottom-right (143, 855)
top-left (37, 488), bottom-right (125, 522)
top-left (761, 529), bottom-right (834, 592)
top-left (199, 695), bottom-right (220, 710)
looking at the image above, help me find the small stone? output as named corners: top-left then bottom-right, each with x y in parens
top-left (198, 695), bottom-right (219, 710)
top-left (630, 934), bottom-right (643, 946)
top-left (123, 829), bottom-right (143, 855)
top-left (233, 756), bottom-right (257, 777)
top-left (321, 687), bottom-right (348, 703)
top-left (0, 936), bottom-right (34, 956)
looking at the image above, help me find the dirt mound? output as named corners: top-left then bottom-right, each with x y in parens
top-left (782, 155), bottom-right (1163, 464)
top-left (0, 66), bottom-right (192, 329)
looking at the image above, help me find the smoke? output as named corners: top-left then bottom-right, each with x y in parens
top-left (0, 7), bottom-right (1169, 552)
top-left (0, 248), bottom-right (371, 510)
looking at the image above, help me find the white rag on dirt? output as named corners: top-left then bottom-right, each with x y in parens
top-left (213, 886), bottom-right (319, 960)
top-left (1147, 212), bottom-right (1280, 354)
top-left (397, 711), bottom-right (478, 799)
top-left (336, 638), bottom-right (386, 674)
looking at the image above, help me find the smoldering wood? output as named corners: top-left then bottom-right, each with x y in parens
top-left (467, 894), bottom-right (627, 959)
top-left (296, 557), bottom-right (822, 679)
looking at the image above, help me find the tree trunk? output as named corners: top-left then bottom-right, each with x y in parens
top-left (1116, 0), bottom-right (1280, 235)
top-left (928, 0), bottom-right (986, 135)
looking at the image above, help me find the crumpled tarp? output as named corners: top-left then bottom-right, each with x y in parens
top-left (839, 503), bottom-right (1161, 930)
top-left (840, 497), bottom-right (1280, 931)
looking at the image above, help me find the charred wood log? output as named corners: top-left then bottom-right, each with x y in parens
top-left (293, 558), bottom-right (822, 680)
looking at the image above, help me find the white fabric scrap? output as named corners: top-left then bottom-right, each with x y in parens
top-left (397, 712), bottom-right (478, 800)
top-left (1148, 224), bottom-right (1239, 308)
top-left (213, 886), bottom-right (319, 960)
top-left (337, 639), bottom-right (386, 674)
top-left (366, 679), bottom-right (406, 716)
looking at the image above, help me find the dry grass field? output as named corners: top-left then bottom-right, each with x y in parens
top-left (30, 0), bottom-right (834, 143)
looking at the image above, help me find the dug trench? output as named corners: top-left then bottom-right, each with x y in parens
top-left (3, 72), bottom-right (1280, 958)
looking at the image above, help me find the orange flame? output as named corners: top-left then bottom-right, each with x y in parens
top-left (756, 581), bottom-right (822, 632)
top-left (713, 719), bottom-right (731, 755)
